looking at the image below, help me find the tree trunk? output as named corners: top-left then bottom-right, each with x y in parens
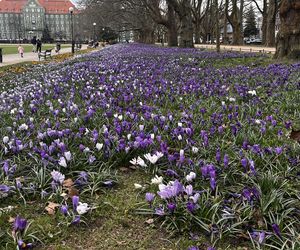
top-left (167, 3), bottom-right (178, 46)
top-left (265, 0), bottom-right (277, 47)
top-left (223, 13), bottom-right (228, 44)
top-left (215, 0), bottom-right (220, 52)
top-left (179, 12), bottom-right (194, 47)
top-left (138, 29), bottom-right (155, 44)
top-left (225, 0), bottom-right (243, 45)
top-left (275, 0), bottom-right (300, 58)
top-left (261, 12), bottom-right (267, 44)
top-left (168, 0), bottom-right (194, 48)
top-left (194, 22), bottom-right (201, 44)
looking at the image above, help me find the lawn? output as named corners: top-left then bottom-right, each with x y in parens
top-left (0, 44), bottom-right (299, 250)
top-left (0, 44), bottom-right (70, 55)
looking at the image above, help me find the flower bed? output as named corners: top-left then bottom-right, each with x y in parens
top-left (0, 44), bottom-right (299, 249)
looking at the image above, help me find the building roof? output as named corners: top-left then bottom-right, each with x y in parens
top-left (0, 0), bottom-right (76, 14)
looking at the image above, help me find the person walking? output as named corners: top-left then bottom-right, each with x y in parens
top-left (31, 36), bottom-right (37, 52)
top-left (36, 39), bottom-right (42, 53)
top-left (18, 44), bottom-right (24, 58)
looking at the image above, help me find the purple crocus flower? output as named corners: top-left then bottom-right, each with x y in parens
top-left (167, 203), bottom-right (176, 213)
top-left (60, 205), bottom-right (68, 216)
top-left (241, 158), bottom-right (248, 169)
top-left (215, 149), bottom-right (221, 163)
top-left (186, 202), bottom-right (196, 213)
top-left (210, 178), bottom-right (216, 190)
top-left (274, 147), bottom-right (283, 155)
top-left (223, 154), bottom-right (229, 168)
top-left (249, 160), bottom-right (257, 176)
top-left (72, 215), bottom-right (81, 224)
top-left (155, 206), bottom-right (165, 216)
top-left (187, 246), bottom-right (199, 250)
top-left (72, 195), bottom-right (79, 211)
top-left (272, 223), bottom-right (281, 238)
top-left (0, 184), bottom-right (10, 193)
top-left (13, 215), bottom-right (27, 232)
top-left (145, 192), bottom-right (155, 203)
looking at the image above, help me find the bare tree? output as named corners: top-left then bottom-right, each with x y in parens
top-left (191, 0), bottom-right (210, 44)
top-left (225, 0), bottom-right (244, 45)
top-left (275, 0), bottom-right (300, 58)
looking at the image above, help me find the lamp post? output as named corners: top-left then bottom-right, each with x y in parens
top-left (93, 22), bottom-right (96, 41)
top-left (69, 7), bottom-right (75, 54)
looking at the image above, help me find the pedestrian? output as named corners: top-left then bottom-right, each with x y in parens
top-left (18, 44), bottom-right (24, 58)
top-left (36, 39), bottom-right (42, 53)
top-left (31, 36), bottom-right (37, 52)
top-left (55, 42), bottom-right (61, 53)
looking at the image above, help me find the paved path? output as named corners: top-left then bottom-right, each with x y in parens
top-left (155, 43), bottom-right (276, 54)
top-left (0, 45), bottom-right (88, 67)
top-left (195, 44), bottom-right (275, 54)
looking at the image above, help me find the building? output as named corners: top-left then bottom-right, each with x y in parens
top-left (0, 0), bottom-right (78, 42)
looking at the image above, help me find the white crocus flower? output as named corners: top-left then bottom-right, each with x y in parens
top-left (186, 172), bottom-right (196, 182)
top-left (137, 156), bottom-right (147, 167)
top-left (83, 147), bottom-right (90, 153)
top-left (19, 124), bottom-right (28, 131)
top-left (130, 157), bottom-right (138, 166)
top-left (155, 152), bottom-right (164, 159)
top-left (3, 136), bottom-right (9, 144)
top-left (255, 119), bottom-right (261, 125)
top-left (58, 157), bottom-right (67, 168)
top-left (144, 153), bottom-right (159, 164)
top-left (248, 90), bottom-right (257, 96)
top-left (139, 124), bottom-right (144, 131)
top-left (96, 143), bottom-right (103, 151)
top-left (76, 202), bottom-right (90, 215)
top-left (192, 146), bottom-right (199, 153)
top-left (64, 151), bottom-right (72, 161)
top-left (178, 122), bottom-right (183, 127)
top-left (229, 97), bottom-right (236, 102)
top-left (151, 175), bottom-right (163, 185)
top-left (178, 135), bottom-right (183, 141)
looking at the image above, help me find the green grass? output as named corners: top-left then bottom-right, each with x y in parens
top-left (0, 44), bottom-right (70, 55)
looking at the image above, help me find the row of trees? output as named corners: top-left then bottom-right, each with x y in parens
top-left (79, 0), bottom-right (300, 58)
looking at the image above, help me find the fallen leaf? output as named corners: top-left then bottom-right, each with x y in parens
top-left (145, 218), bottom-right (154, 224)
top-left (8, 217), bottom-right (15, 223)
top-left (68, 186), bottom-right (79, 198)
top-left (63, 178), bottom-right (74, 188)
top-left (45, 202), bottom-right (60, 215)
top-left (290, 130), bottom-right (300, 142)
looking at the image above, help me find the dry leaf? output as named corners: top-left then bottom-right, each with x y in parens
top-left (145, 218), bottom-right (154, 224)
top-left (8, 217), bottom-right (15, 223)
top-left (67, 186), bottom-right (79, 198)
top-left (63, 178), bottom-right (74, 188)
top-left (45, 202), bottom-right (60, 215)
top-left (290, 130), bottom-right (300, 142)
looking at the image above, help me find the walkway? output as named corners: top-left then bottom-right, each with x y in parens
top-left (155, 43), bottom-right (276, 54)
top-left (195, 44), bottom-right (275, 54)
top-left (0, 45), bottom-right (88, 67)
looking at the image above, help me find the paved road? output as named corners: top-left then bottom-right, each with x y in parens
top-left (0, 45), bottom-right (88, 67)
